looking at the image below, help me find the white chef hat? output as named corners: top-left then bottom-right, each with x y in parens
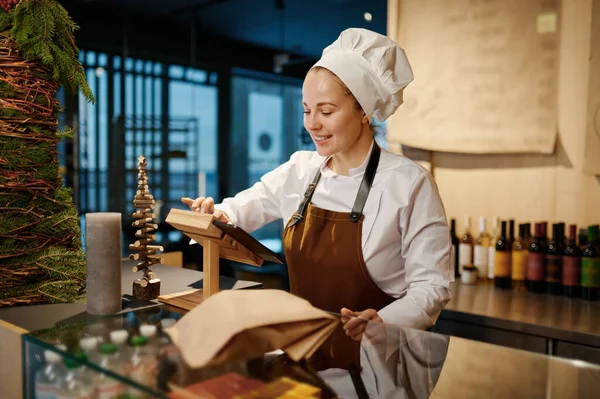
top-left (311, 28), bottom-right (414, 122)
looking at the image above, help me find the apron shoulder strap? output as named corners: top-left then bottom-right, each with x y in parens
top-left (289, 143), bottom-right (380, 226)
top-left (350, 143), bottom-right (381, 222)
top-left (288, 165), bottom-right (321, 226)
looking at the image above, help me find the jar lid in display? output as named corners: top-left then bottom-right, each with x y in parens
top-left (140, 324), bottom-right (157, 337)
top-left (110, 329), bottom-right (129, 345)
top-left (79, 336), bottom-right (99, 351)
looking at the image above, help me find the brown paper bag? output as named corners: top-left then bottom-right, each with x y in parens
top-left (165, 289), bottom-right (338, 369)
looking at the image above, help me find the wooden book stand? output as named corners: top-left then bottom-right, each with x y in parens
top-left (165, 208), bottom-right (283, 299)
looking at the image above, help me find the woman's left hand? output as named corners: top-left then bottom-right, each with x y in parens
top-left (340, 308), bottom-right (383, 341)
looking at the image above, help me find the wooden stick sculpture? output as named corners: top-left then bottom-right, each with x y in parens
top-left (129, 155), bottom-right (162, 300)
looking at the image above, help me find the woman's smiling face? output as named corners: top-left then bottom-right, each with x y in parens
top-left (302, 68), bottom-right (369, 157)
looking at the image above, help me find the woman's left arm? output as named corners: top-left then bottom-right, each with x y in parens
top-left (378, 169), bottom-right (453, 329)
top-left (342, 168), bottom-right (453, 340)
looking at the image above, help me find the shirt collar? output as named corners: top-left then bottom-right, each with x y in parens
top-left (319, 139), bottom-right (375, 179)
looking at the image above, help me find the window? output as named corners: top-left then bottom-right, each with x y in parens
top-left (168, 67), bottom-right (218, 203)
top-left (230, 73), bottom-right (303, 253)
top-left (72, 50), bottom-right (218, 249)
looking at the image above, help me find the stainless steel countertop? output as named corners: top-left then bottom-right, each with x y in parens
top-left (431, 333), bottom-right (600, 399)
top-left (441, 280), bottom-right (600, 346)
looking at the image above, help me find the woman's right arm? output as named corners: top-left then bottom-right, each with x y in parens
top-left (182, 153), bottom-right (302, 233)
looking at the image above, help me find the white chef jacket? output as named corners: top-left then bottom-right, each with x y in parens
top-left (215, 141), bottom-right (453, 329)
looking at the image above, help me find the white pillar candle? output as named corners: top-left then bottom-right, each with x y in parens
top-left (85, 212), bottom-right (122, 315)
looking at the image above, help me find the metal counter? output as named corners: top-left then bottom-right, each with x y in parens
top-left (435, 280), bottom-right (600, 358)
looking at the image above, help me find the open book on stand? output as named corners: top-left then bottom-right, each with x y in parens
top-left (163, 208), bottom-right (284, 305)
top-left (165, 208), bottom-right (284, 266)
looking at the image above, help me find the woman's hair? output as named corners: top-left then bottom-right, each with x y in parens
top-left (308, 66), bottom-right (380, 136)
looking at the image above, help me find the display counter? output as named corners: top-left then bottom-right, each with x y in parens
top-left (6, 271), bottom-right (600, 398)
top-left (22, 304), bottom-right (600, 399)
top-left (434, 280), bottom-right (600, 363)
top-left (0, 262), bottom-right (261, 398)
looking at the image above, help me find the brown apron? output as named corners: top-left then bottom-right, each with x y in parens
top-left (282, 143), bottom-right (396, 371)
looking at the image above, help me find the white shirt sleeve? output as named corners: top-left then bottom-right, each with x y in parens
top-left (214, 152), bottom-right (306, 233)
top-left (378, 170), bottom-right (453, 329)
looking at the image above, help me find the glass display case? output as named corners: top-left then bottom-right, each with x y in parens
top-left (22, 303), bottom-right (600, 399)
top-left (22, 305), bottom-right (337, 399)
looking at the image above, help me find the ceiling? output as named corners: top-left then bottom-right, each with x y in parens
top-left (73, 0), bottom-right (388, 58)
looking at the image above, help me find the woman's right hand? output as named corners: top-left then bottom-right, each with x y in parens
top-left (181, 197), bottom-right (231, 223)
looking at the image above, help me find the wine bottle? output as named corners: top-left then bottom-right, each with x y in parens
top-left (458, 216), bottom-right (473, 275)
top-left (562, 224), bottom-right (581, 298)
top-left (522, 222), bottom-right (532, 249)
top-left (527, 222), bottom-right (546, 293)
top-left (579, 228), bottom-right (588, 248)
top-left (474, 217), bottom-right (490, 279)
top-left (540, 222), bottom-right (549, 247)
top-left (487, 216), bottom-right (500, 280)
top-left (524, 222), bottom-right (532, 241)
top-left (559, 223), bottom-right (566, 245)
top-left (581, 225), bottom-right (600, 301)
top-left (494, 221), bottom-right (511, 289)
top-left (545, 223), bottom-right (564, 296)
top-left (511, 224), bottom-right (527, 291)
top-left (508, 219), bottom-right (515, 248)
top-left (450, 218), bottom-right (460, 277)
top-left (591, 225), bottom-right (600, 246)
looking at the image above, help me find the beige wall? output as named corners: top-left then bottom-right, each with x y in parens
top-left (388, 0), bottom-right (600, 234)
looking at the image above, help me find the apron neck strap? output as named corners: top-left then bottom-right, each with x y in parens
top-left (291, 166), bottom-right (322, 225)
top-left (349, 143), bottom-right (381, 222)
top-left (291, 142), bottom-right (381, 225)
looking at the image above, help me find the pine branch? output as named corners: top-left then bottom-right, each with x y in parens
top-left (0, 277), bottom-right (85, 305)
top-left (0, 10), bottom-right (10, 30)
top-left (34, 247), bottom-right (85, 282)
top-left (2, 0), bottom-right (95, 103)
top-left (38, 279), bottom-right (85, 303)
top-left (56, 126), bottom-right (73, 139)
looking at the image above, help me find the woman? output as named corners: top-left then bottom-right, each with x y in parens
top-left (182, 28), bottom-right (453, 371)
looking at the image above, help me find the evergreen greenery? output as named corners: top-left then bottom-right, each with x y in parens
top-left (0, 0), bottom-right (94, 306)
top-left (0, 0), bottom-right (94, 102)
